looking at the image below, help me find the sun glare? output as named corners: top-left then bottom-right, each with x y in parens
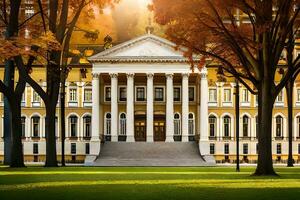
top-left (103, 7), bottom-right (112, 15)
top-left (139, 0), bottom-right (152, 6)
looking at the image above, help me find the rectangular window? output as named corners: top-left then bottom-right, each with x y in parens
top-left (297, 89), bottom-right (300, 102)
top-left (209, 89), bottom-right (217, 102)
top-left (298, 144), bottom-right (300, 154)
top-left (276, 90), bottom-right (283, 102)
top-left (32, 90), bottom-right (40, 102)
top-left (84, 88), bottom-right (92, 102)
top-left (243, 144), bottom-right (248, 155)
top-left (69, 88), bottom-right (77, 102)
top-left (173, 87), bottom-right (181, 102)
top-left (85, 143), bottom-right (90, 155)
top-left (189, 87), bottom-right (195, 101)
top-left (224, 89), bottom-right (231, 102)
top-left (224, 143), bottom-right (229, 155)
top-left (105, 87), bottom-right (111, 101)
top-left (242, 89), bottom-right (249, 102)
top-left (136, 87), bottom-right (145, 101)
top-left (155, 87), bottom-right (164, 101)
top-left (119, 87), bottom-right (127, 101)
top-left (210, 143), bottom-right (215, 155)
top-left (33, 143), bottom-right (38, 154)
top-left (71, 143), bottom-right (76, 154)
top-left (276, 143), bottom-right (282, 155)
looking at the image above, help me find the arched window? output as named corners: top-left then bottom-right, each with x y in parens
top-left (83, 115), bottom-right (92, 138)
top-left (31, 116), bottom-right (40, 137)
top-left (223, 115), bottom-right (231, 137)
top-left (69, 115), bottom-right (78, 137)
top-left (242, 115), bottom-right (250, 137)
top-left (21, 116), bottom-right (26, 138)
top-left (105, 113), bottom-right (111, 135)
top-left (188, 113), bottom-right (195, 135)
top-left (209, 115), bottom-right (217, 137)
top-left (275, 116), bottom-right (283, 137)
top-left (174, 113), bottom-right (181, 135)
top-left (119, 113), bottom-right (126, 136)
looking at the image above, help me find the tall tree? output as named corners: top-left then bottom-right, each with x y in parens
top-left (15, 0), bottom-right (117, 167)
top-left (0, 0), bottom-right (38, 167)
top-left (152, 0), bottom-right (300, 175)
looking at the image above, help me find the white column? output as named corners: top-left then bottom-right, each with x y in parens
top-left (126, 73), bottom-right (135, 142)
top-left (166, 73), bottom-right (174, 142)
top-left (182, 73), bottom-right (189, 142)
top-left (90, 73), bottom-right (100, 156)
top-left (147, 73), bottom-right (154, 142)
top-left (199, 67), bottom-right (212, 161)
top-left (110, 73), bottom-right (118, 142)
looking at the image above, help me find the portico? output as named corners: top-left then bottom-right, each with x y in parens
top-left (88, 34), bottom-right (210, 161)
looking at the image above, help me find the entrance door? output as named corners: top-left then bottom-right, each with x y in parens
top-left (135, 121), bottom-right (146, 141)
top-left (154, 121), bottom-right (166, 141)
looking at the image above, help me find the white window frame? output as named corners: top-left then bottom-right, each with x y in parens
top-left (223, 115), bottom-right (231, 138)
top-left (68, 83), bottom-right (78, 107)
top-left (31, 115), bottom-right (41, 138)
top-left (188, 86), bottom-right (196, 102)
top-left (241, 115), bottom-right (251, 138)
top-left (154, 85), bottom-right (166, 102)
top-left (135, 86), bottom-right (147, 102)
top-left (188, 113), bottom-right (195, 135)
top-left (275, 89), bottom-right (284, 107)
top-left (119, 113), bottom-right (127, 136)
top-left (104, 112), bottom-right (112, 136)
top-left (209, 115), bottom-right (217, 138)
top-left (296, 88), bottom-right (300, 107)
top-left (173, 86), bottom-right (181, 103)
top-left (222, 87), bottom-right (233, 107)
top-left (118, 85), bottom-right (127, 102)
top-left (83, 83), bottom-right (92, 107)
top-left (174, 113), bottom-right (181, 136)
top-left (208, 87), bottom-right (218, 107)
top-left (104, 86), bottom-right (111, 102)
top-left (32, 89), bottom-right (41, 107)
top-left (83, 115), bottom-right (92, 138)
top-left (69, 115), bottom-right (79, 138)
top-left (240, 88), bottom-right (250, 107)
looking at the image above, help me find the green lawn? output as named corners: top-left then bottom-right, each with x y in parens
top-left (1, 166), bottom-right (300, 200)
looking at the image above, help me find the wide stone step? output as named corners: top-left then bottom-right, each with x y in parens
top-left (92, 142), bottom-right (214, 166)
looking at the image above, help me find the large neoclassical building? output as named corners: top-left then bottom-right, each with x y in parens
top-left (1, 33), bottom-right (300, 165)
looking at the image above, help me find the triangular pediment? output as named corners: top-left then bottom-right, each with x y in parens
top-left (89, 34), bottom-right (196, 63)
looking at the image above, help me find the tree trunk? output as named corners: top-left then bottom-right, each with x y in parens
top-left (286, 79), bottom-right (294, 167)
top-left (45, 104), bottom-right (58, 167)
top-left (254, 80), bottom-right (277, 176)
top-left (3, 60), bottom-right (14, 165)
top-left (10, 102), bottom-right (25, 167)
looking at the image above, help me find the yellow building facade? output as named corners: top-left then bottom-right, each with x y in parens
top-left (0, 34), bottom-right (300, 165)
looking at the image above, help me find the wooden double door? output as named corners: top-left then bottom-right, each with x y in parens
top-left (134, 114), bottom-right (166, 142)
top-left (154, 121), bottom-right (165, 141)
top-left (135, 121), bottom-right (146, 142)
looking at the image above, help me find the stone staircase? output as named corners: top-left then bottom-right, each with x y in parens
top-left (91, 142), bottom-right (215, 166)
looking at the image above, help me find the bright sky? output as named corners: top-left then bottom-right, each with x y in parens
top-left (72, 0), bottom-right (162, 44)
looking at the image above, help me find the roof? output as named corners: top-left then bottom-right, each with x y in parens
top-left (88, 34), bottom-right (200, 64)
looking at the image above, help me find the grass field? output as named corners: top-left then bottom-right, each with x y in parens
top-left (1, 166), bottom-right (300, 200)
